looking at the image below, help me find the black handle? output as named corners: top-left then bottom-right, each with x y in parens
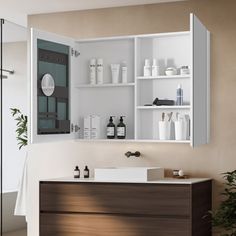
top-left (125, 151), bottom-right (141, 158)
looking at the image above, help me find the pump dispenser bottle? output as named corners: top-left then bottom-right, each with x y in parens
top-left (117, 116), bottom-right (126, 139)
top-left (74, 166), bottom-right (80, 178)
top-left (83, 166), bottom-right (90, 178)
top-left (107, 116), bottom-right (115, 139)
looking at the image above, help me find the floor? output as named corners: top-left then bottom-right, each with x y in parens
top-left (3, 228), bottom-right (27, 236)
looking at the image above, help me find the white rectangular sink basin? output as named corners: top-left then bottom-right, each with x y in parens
top-left (94, 167), bottom-right (164, 182)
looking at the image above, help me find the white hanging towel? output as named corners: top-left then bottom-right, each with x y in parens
top-left (14, 151), bottom-right (28, 221)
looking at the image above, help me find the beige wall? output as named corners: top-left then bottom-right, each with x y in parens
top-left (27, 0), bottom-right (236, 235)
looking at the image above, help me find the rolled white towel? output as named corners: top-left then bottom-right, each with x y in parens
top-left (14, 151), bottom-right (28, 221)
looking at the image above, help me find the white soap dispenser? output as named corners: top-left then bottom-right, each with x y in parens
top-left (143, 59), bottom-right (151, 77)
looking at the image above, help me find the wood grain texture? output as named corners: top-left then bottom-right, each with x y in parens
top-left (191, 180), bottom-right (212, 236)
top-left (40, 213), bottom-right (190, 236)
top-left (40, 182), bottom-right (191, 216)
top-left (40, 181), bottom-right (212, 236)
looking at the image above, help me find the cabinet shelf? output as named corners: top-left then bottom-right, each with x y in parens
top-left (75, 138), bottom-right (190, 143)
top-left (76, 83), bottom-right (135, 88)
top-left (136, 75), bottom-right (190, 80)
top-left (136, 105), bottom-right (191, 110)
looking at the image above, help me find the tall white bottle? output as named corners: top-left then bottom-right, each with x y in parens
top-left (143, 59), bottom-right (151, 77)
top-left (97, 58), bottom-right (103, 84)
top-left (89, 58), bottom-right (96, 84)
top-left (152, 59), bottom-right (159, 77)
top-left (121, 61), bottom-right (128, 83)
top-left (84, 116), bottom-right (91, 139)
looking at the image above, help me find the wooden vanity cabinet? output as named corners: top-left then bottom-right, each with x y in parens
top-left (40, 180), bottom-right (212, 236)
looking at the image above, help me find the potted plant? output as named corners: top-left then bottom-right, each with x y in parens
top-left (10, 108), bottom-right (27, 149)
top-left (211, 170), bottom-right (236, 236)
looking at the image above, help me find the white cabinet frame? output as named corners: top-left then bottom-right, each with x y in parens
top-left (30, 13), bottom-right (210, 147)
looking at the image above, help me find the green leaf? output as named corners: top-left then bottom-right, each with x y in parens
top-left (210, 170), bottom-right (236, 235)
top-left (10, 108), bottom-right (28, 149)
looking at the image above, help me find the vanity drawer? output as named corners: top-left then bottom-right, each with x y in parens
top-left (40, 182), bottom-right (191, 216)
top-left (40, 213), bottom-right (191, 236)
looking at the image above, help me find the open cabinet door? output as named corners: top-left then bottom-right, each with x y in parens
top-left (190, 14), bottom-right (210, 147)
top-left (30, 28), bottom-right (80, 143)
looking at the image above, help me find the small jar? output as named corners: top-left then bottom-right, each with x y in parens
top-left (173, 169), bottom-right (180, 177)
top-left (180, 66), bottom-right (190, 75)
top-left (165, 67), bottom-right (177, 76)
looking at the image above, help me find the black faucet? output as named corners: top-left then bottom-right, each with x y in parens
top-left (125, 151), bottom-right (141, 158)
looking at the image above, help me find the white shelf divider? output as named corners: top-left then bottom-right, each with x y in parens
top-left (137, 75), bottom-right (190, 80)
top-left (136, 105), bottom-right (191, 110)
top-left (76, 83), bottom-right (135, 88)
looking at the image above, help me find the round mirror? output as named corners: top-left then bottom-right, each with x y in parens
top-left (41, 73), bottom-right (55, 96)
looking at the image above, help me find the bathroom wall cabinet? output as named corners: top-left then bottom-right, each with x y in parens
top-left (39, 179), bottom-right (212, 236)
top-left (30, 13), bottom-right (210, 146)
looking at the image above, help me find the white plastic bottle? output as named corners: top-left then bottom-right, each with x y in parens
top-left (91, 115), bottom-right (100, 139)
top-left (121, 61), bottom-right (128, 83)
top-left (97, 58), bottom-right (103, 84)
top-left (143, 59), bottom-right (151, 77)
top-left (152, 59), bottom-right (159, 77)
top-left (89, 58), bottom-right (96, 84)
top-left (83, 115), bottom-right (91, 139)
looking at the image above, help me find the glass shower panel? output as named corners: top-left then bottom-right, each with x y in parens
top-left (0, 18), bottom-right (3, 236)
top-left (1, 19), bottom-right (27, 234)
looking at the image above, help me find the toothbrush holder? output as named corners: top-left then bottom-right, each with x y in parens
top-left (174, 120), bottom-right (187, 140)
top-left (159, 121), bottom-right (172, 140)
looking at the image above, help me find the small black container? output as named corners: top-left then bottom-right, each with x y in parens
top-left (74, 166), bottom-right (80, 178)
top-left (107, 116), bottom-right (115, 139)
top-left (84, 166), bottom-right (90, 178)
top-left (117, 116), bottom-right (126, 139)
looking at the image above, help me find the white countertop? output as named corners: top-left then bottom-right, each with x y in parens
top-left (41, 177), bottom-right (211, 185)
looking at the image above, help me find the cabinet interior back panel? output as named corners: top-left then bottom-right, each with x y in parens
top-left (137, 81), bottom-right (153, 106)
top-left (77, 39), bottom-right (134, 85)
top-left (137, 79), bottom-right (190, 106)
top-left (137, 110), bottom-right (153, 140)
top-left (153, 79), bottom-right (190, 105)
top-left (137, 34), bottom-right (190, 76)
top-left (77, 87), bottom-right (134, 139)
